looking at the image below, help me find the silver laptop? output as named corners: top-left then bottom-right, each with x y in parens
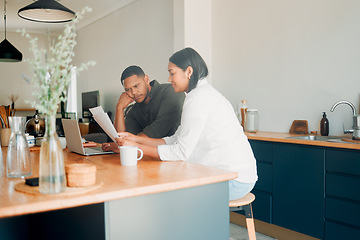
top-left (61, 119), bottom-right (115, 156)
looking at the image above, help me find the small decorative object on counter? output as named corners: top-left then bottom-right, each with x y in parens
top-left (25, 110), bottom-right (45, 137)
top-left (6, 117), bottom-right (32, 178)
top-left (65, 163), bottom-right (96, 187)
top-left (245, 109), bottom-right (259, 133)
top-left (289, 120), bottom-right (309, 134)
top-left (25, 133), bottom-right (35, 147)
top-left (240, 100), bottom-right (248, 130)
top-left (320, 112), bottom-right (329, 136)
top-left (8, 94), bottom-right (19, 110)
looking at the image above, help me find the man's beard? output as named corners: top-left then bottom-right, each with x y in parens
top-left (139, 87), bottom-right (151, 104)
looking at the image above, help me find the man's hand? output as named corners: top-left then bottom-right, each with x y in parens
top-left (116, 92), bottom-right (134, 111)
top-left (101, 142), bottom-right (119, 153)
top-left (114, 93), bottom-right (133, 132)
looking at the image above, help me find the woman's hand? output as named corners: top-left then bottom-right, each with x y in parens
top-left (117, 139), bottom-right (138, 147)
top-left (116, 132), bottom-right (137, 146)
top-left (117, 132), bottom-right (137, 141)
top-left (115, 132), bottom-right (163, 159)
top-left (116, 137), bottom-right (138, 147)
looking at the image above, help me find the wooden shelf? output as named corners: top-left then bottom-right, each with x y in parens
top-left (10, 108), bottom-right (36, 112)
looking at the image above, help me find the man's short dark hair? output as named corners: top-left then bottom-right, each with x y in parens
top-left (121, 65), bottom-right (145, 85)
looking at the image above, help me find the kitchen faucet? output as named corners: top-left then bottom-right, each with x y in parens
top-left (330, 100), bottom-right (360, 139)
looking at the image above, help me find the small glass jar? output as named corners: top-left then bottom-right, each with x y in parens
top-left (245, 109), bottom-right (259, 133)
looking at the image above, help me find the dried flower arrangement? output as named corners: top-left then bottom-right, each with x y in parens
top-left (20, 7), bottom-right (95, 116)
top-left (8, 94), bottom-right (19, 109)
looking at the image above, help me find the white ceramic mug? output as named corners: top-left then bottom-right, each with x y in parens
top-left (119, 146), bottom-right (143, 166)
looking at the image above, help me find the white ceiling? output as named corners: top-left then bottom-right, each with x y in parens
top-left (1, 0), bottom-right (136, 33)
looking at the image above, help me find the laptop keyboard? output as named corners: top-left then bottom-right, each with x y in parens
top-left (85, 147), bottom-right (104, 153)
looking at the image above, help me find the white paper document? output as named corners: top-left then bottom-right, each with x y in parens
top-left (89, 106), bottom-right (118, 142)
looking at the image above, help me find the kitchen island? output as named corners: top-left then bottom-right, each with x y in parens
top-left (0, 148), bottom-right (237, 240)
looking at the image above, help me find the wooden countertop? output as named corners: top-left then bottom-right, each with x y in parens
top-left (245, 131), bottom-right (360, 150)
top-left (0, 149), bottom-right (237, 218)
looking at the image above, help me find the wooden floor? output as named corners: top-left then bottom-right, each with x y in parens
top-left (230, 223), bottom-right (277, 240)
top-left (230, 212), bottom-right (320, 240)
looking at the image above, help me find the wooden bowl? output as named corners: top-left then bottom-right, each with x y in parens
top-left (65, 163), bottom-right (96, 187)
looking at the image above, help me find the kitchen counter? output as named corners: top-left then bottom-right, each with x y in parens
top-left (0, 148), bottom-right (236, 239)
top-left (245, 132), bottom-right (360, 150)
top-left (0, 148), bottom-right (236, 218)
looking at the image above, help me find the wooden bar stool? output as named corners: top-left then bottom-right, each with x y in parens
top-left (229, 193), bottom-right (256, 240)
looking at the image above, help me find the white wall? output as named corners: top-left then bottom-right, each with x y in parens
top-left (73, 0), bottom-right (174, 120)
top-left (182, 0), bottom-right (212, 83)
top-left (2, 0), bottom-right (359, 136)
top-left (212, 0), bottom-right (360, 135)
top-left (0, 31), bottom-right (47, 109)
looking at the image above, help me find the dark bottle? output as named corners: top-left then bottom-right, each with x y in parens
top-left (320, 112), bottom-right (329, 136)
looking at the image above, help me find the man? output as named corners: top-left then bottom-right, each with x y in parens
top-left (102, 65), bottom-right (185, 152)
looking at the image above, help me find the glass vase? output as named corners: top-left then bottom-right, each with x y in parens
top-left (39, 115), bottom-right (66, 194)
top-left (6, 117), bottom-right (32, 178)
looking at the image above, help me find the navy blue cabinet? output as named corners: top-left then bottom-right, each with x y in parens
top-left (250, 140), bottom-right (326, 238)
top-left (248, 140), bottom-right (360, 239)
top-left (249, 140), bottom-right (273, 223)
top-left (272, 143), bottom-right (325, 239)
top-left (325, 148), bottom-right (360, 240)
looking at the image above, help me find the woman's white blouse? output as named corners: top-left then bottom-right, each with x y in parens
top-left (158, 78), bottom-right (258, 183)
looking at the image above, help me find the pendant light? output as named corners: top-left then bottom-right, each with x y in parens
top-left (18, 0), bottom-right (76, 23)
top-left (0, 0), bottom-right (22, 62)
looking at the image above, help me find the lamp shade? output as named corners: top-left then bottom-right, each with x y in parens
top-left (18, 0), bottom-right (76, 23)
top-left (0, 39), bottom-right (23, 62)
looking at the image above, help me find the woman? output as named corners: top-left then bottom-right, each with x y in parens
top-left (115, 47), bottom-right (257, 200)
